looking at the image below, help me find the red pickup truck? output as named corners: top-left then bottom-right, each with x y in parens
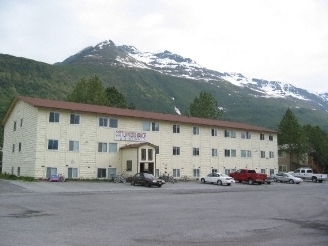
top-left (229, 169), bottom-right (271, 185)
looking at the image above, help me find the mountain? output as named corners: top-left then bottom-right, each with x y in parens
top-left (1, 39), bottom-right (328, 133)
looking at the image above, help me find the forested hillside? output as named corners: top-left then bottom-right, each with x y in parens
top-left (1, 53), bottom-right (328, 133)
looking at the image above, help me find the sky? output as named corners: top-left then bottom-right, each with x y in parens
top-left (1, 0), bottom-right (328, 93)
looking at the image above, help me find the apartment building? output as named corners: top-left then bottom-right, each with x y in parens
top-left (1, 96), bottom-right (278, 179)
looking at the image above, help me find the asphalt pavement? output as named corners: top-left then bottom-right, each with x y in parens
top-left (0, 179), bottom-right (327, 246)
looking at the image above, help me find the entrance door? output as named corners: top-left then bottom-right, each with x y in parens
top-left (140, 163), bottom-right (154, 174)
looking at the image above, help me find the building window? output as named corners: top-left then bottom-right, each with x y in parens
top-left (109, 118), bottom-right (118, 128)
top-left (212, 169), bottom-right (218, 173)
top-left (270, 169), bottom-right (274, 175)
top-left (241, 150), bottom-right (252, 158)
top-left (98, 142), bottom-right (107, 152)
top-left (48, 140), bottom-right (59, 150)
top-left (260, 133), bottom-right (265, 140)
top-left (12, 144), bottom-right (15, 153)
top-left (97, 168), bottom-right (107, 178)
top-left (69, 141), bottom-right (79, 152)
top-left (143, 121), bottom-right (159, 131)
top-left (261, 169), bottom-right (266, 174)
top-left (20, 118), bottom-right (23, 127)
top-left (224, 130), bottom-right (236, 138)
top-left (126, 160), bottom-right (132, 171)
top-left (68, 168), bottom-right (78, 178)
top-left (173, 124), bottom-right (180, 133)
top-left (19, 143), bottom-right (22, 152)
top-left (152, 122), bottom-right (159, 131)
top-left (225, 169), bottom-right (231, 175)
top-left (155, 146), bottom-right (159, 154)
top-left (17, 167), bottom-right (20, 176)
top-left (278, 151), bottom-right (286, 158)
top-left (241, 131), bottom-right (251, 139)
top-left (269, 151), bottom-right (274, 158)
top-left (46, 167), bottom-right (57, 178)
top-left (261, 151), bottom-right (266, 158)
top-left (99, 117), bottom-right (108, 127)
top-left (193, 127), bottom-right (199, 135)
top-left (173, 169), bottom-right (180, 177)
top-left (49, 112), bottom-right (60, 123)
top-left (108, 143), bottom-right (117, 153)
top-left (148, 149), bottom-right (153, 160)
top-left (142, 122), bottom-right (150, 131)
top-left (193, 168), bottom-right (200, 177)
top-left (212, 149), bottom-right (218, 157)
top-left (70, 114), bottom-right (80, 125)
top-left (279, 165), bottom-right (287, 172)
top-left (211, 128), bottom-right (217, 136)
top-left (141, 149), bottom-right (146, 160)
top-left (193, 148), bottom-right (200, 156)
top-left (269, 135), bottom-right (273, 141)
top-left (225, 149), bottom-right (236, 157)
top-left (173, 146), bottom-right (180, 155)
top-left (13, 121), bottom-right (16, 131)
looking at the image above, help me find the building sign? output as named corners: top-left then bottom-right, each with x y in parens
top-left (115, 130), bottom-right (147, 142)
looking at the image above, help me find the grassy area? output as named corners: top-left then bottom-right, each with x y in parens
top-left (0, 173), bottom-right (35, 181)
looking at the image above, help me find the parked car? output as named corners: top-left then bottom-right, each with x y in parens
top-left (49, 173), bottom-right (65, 182)
top-left (271, 172), bottom-right (303, 184)
top-left (229, 169), bottom-right (271, 185)
top-left (130, 173), bottom-right (165, 187)
top-left (200, 172), bottom-right (235, 186)
top-left (289, 167), bottom-right (327, 183)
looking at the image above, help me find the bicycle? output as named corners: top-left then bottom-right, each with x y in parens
top-left (180, 175), bottom-right (191, 182)
top-left (114, 173), bottom-right (127, 183)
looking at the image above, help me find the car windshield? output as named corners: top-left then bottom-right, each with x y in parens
top-left (284, 173), bottom-right (293, 177)
top-left (220, 174), bottom-right (229, 177)
top-left (144, 173), bottom-right (155, 179)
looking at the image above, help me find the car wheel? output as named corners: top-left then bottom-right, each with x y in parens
top-left (157, 184), bottom-right (162, 188)
top-left (312, 177), bottom-right (317, 183)
top-left (217, 180), bottom-right (222, 185)
top-left (289, 179), bottom-right (294, 184)
top-left (267, 182), bottom-right (271, 184)
top-left (226, 183), bottom-right (231, 186)
top-left (273, 178), bottom-right (277, 182)
top-left (131, 181), bottom-right (134, 185)
top-left (238, 180), bottom-right (242, 183)
top-left (201, 178), bottom-right (205, 184)
top-left (248, 179), bottom-right (254, 185)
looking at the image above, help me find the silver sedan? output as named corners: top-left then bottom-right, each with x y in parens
top-left (271, 172), bottom-right (303, 184)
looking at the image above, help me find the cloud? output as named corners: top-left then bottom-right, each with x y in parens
top-left (0, 0), bottom-right (327, 93)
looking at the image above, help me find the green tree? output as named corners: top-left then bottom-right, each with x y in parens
top-left (67, 75), bottom-right (108, 106)
top-left (303, 124), bottom-right (328, 172)
top-left (278, 108), bottom-right (308, 167)
top-left (185, 91), bottom-right (223, 119)
top-left (105, 86), bottom-right (135, 109)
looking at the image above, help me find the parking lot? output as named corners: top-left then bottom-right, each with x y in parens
top-left (1, 179), bottom-right (328, 246)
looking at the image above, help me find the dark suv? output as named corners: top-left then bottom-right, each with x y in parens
top-left (130, 173), bottom-right (165, 187)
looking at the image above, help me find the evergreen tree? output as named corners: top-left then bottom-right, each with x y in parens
top-left (67, 75), bottom-right (108, 106)
top-left (185, 91), bottom-right (223, 119)
top-left (278, 108), bottom-right (308, 166)
top-left (105, 86), bottom-right (136, 109)
top-left (303, 124), bottom-right (328, 172)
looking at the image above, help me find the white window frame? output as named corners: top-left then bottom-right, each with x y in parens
top-left (173, 146), bottom-right (180, 155)
top-left (48, 139), bottom-right (59, 150)
top-left (212, 149), bottom-right (218, 157)
top-left (173, 124), bottom-right (180, 133)
top-left (69, 140), bottom-right (79, 152)
top-left (193, 126), bottom-right (200, 135)
top-left (211, 128), bottom-right (217, 136)
top-left (173, 169), bottom-right (180, 178)
top-left (193, 148), bottom-right (200, 156)
top-left (98, 142), bottom-right (108, 152)
top-left (49, 112), bottom-right (60, 123)
top-left (70, 114), bottom-right (80, 125)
